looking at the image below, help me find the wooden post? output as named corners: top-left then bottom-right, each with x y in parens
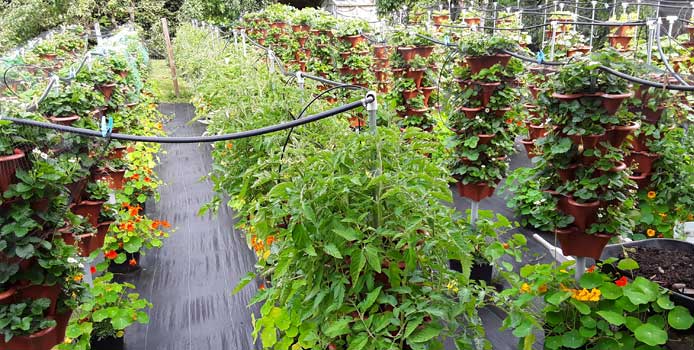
top-left (161, 18), bottom-right (180, 97)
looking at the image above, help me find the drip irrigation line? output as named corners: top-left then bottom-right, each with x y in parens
top-left (655, 24), bottom-right (689, 86)
top-left (414, 33), bottom-right (457, 48)
top-left (503, 48), bottom-right (694, 91)
top-left (3, 96), bottom-right (374, 143)
top-left (278, 83), bottom-right (363, 174)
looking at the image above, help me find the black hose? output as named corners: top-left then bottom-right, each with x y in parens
top-left (654, 24), bottom-right (689, 86)
top-left (3, 97), bottom-right (373, 143)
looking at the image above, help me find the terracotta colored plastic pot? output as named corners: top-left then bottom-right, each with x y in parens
top-left (0, 148), bottom-right (25, 193)
top-left (397, 46), bottom-right (416, 61)
top-left (414, 46), bottom-right (434, 58)
top-left (564, 198), bottom-right (602, 231)
top-left (629, 173), bottom-right (651, 189)
top-left (0, 318), bottom-right (58, 350)
top-left (97, 83), bottom-right (117, 101)
top-left (456, 181), bottom-right (498, 202)
top-left (96, 221), bottom-right (114, 248)
top-left (555, 227), bottom-right (613, 260)
top-left (0, 287), bottom-right (17, 305)
top-left (459, 106), bottom-right (484, 119)
top-left (552, 92), bottom-right (583, 101)
top-left (608, 35), bottom-right (632, 49)
top-left (405, 69), bottom-right (425, 89)
top-left (477, 133), bottom-right (495, 145)
top-left (421, 87), bottom-right (436, 107)
top-left (601, 92), bottom-right (633, 115)
top-left (463, 17), bottom-right (481, 26)
top-left (520, 139), bottom-right (540, 158)
top-left (642, 106), bottom-right (665, 125)
top-left (16, 284), bottom-right (61, 315)
top-left (582, 133), bottom-right (605, 150)
top-left (627, 151), bottom-right (660, 175)
top-left (55, 310), bottom-right (73, 344)
top-left (373, 45), bottom-right (389, 59)
top-left (432, 15), bottom-right (449, 25)
top-left (48, 115), bottom-right (80, 126)
top-left (401, 89), bottom-right (420, 101)
top-left (70, 200), bottom-right (105, 227)
top-left (606, 122), bottom-right (639, 147)
top-left (557, 164), bottom-right (578, 183)
top-left (477, 81), bottom-right (501, 107)
top-left (527, 123), bottom-right (547, 140)
top-left (340, 35), bottom-right (365, 48)
top-left (93, 168), bottom-right (126, 190)
top-left (465, 54), bottom-right (511, 74)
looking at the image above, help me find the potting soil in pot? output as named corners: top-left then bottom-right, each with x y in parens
top-left (619, 247), bottom-right (694, 295)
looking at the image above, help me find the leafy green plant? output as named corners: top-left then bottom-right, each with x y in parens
top-left (458, 33), bottom-right (517, 56)
top-left (503, 260), bottom-right (694, 349)
top-left (57, 273), bottom-right (152, 350)
top-left (0, 298), bottom-right (56, 341)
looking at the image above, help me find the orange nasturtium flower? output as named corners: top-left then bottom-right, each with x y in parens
top-left (647, 191), bottom-right (656, 199)
top-left (520, 283), bottom-right (531, 293)
top-left (144, 177), bottom-right (152, 183)
top-left (129, 258), bottom-right (138, 266)
top-left (646, 229), bottom-right (656, 237)
top-left (105, 250), bottom-right (118, 260)
top-left (538, 284), bottom-right (548, 294)
top-left (586, 265), bottom-right (596, 273)
top-left (130, 173), bottom-right (140, 181)
top-left (73, 274), bottom-right (84, 282)
top-left (266, 235), bottom-right (275, 245)
top-left (615, 276), bottom-right (628, 287)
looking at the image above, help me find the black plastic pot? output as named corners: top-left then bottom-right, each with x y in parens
top-left (91, 335), bottom-right (124, 350)
top-left (601, 239), bottom-right (694, 313)
top-left (107, 251), bottom-right (141, 274)
top-left (449, 260), bottom-right (494, 284)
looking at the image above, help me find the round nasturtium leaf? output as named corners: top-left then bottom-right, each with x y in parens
top-left (668, 306), bottom-right (694, 330)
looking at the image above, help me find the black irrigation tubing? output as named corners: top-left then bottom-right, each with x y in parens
top-left (2, 97), bottom-right (373, 143)
top-left (414, 33), bottom-right (457, 48)
top-left (502, 48), bottom-right (694, 91)
top-left (278, 84), bottom-right (364, 174)
top-left (655, 24), bottom-right (689, 86)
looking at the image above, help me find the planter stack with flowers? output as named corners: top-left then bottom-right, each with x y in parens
top-left (519, 65), bottom-right (557, 158)
top-left (537, 50), bottom-right (639, 260)
top-left (336, 19), bottom-right (373, 128)
top-left (447, 34), bottom-right (521, 202)
top-left (607, 13), bottom-right (639, 52)
top-left (372, 43), bottom-right (391, 94)
top-left (387, 30), bottom-right (436, 131)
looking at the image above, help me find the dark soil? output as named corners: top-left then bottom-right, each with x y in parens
top-left (620, 247), bottom-right (694, 294)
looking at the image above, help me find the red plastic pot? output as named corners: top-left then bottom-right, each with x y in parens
top-left (39, 53), bottom-right (58, 61)
top-left (93, 168), bottom-right (126, 190)
top-left (555, 227), bottom-right (613, 260)
top-left (373, 70), bottom-right (388, 82)
top-left (96, 221), bottom-right (113, 248)
top-left (552, 92), bottom-right (583, 102)
top-left (629, 173), bottom-right (651, 189)
top-left (421, 86), bottom-right (436, 107)
top-left (567, 46), bottom-right (591, 57)
top-left (606, 122), bottom-right (639, 147)
top-left (477, 133), bottom-right (495, 145)
top-left (414, 46), bottom-right (434, 58)
top-left (97, 83), bottom-right (117, 101)
top-left (405, 69), bottom-right (425, 89)
top-left (582, 133), bottom-right (605, 150)
top-left (405, 108), bottom-right (428, 117)
top-left (614, 25), bottom-right (635, 36)
top-left (373, 58), bottom-right (389, 69)
top-left (401, 89), bottom-right (420, 101)
top-left (459, 106), bottom-right (484, 119)
top-left (55, 310), bottom-right (73, 344)
top-left (463, 17), bottom-right (481, 26)
top-left (465, 54), bottom-right (511, 74)
top-left (608, 35), bottom-right (632, 49)
top-left (397, 46), bottom-right (416, 61)
top-left (16, 284), bottom-right (61, 315)
top-left (477, 81), bottom-right (501, 107)
top-left (340, 35), bottom-right (365, 48)
top-left (456, 181), bottom-right (498, 202)
top-left (601, 92), bottom-right (633, 115)
top-left (48, 115), bottom-right (80, 126)
top-left (432, 14), bottom-right (449, 25)
top-left (520, 139), bottom-right (540, 158)
top-left (65, 177), bottom-right (88, 204)
top-left (527, 123), bottom-right (547, 140)
top-left (642, 106), bottom-right (665, 125)
top-left (373, 45), bottom-right (389, 59)
top-left (70, 200), bottom-right (105, 227)
top-left (564, 198), bottom-right (602, 231)
top-left (0, 318), bottom-right (58, 350)
top-left (556, 164), bottom-right (578, 183)
top-left (494, 108), bottom-right (511, 118)
top-left (0, 287), bottom-right (17, 305)
top-left (454, 78), bottom-right (470, 90)
top-left (0, 148), bottom-right (25, 193)
top-left (627, 151), bottom-right (660, 175)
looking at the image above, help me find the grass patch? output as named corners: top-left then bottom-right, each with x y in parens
top-left (149, 59), bottom-right (191, 103)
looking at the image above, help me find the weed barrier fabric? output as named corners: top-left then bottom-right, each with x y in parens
top-left (117, 104), bottom-right (261, 350)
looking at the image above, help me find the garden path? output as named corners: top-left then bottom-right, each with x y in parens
top-left (119, 103), bottom-right (261, 350)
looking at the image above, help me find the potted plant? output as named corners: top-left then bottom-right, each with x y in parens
top-left (458, 34), bottom-right (517, 74)
top-left (0, 298), bottom-right (58, 349)
top-left (0, 125), bottom-right (25, 193)
top-left (56, 274), bottom-right (152, 350)
top-left (334, 19), bottom-right (369, 48)
top-left (504, 261), bottom-right (694, 349)
top-left (33, 41), bottom-right (58, 61)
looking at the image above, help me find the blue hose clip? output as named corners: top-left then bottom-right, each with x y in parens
top-left (536, 51), bottom-right (545, 64)
top-left (100, 115), bottom-right (113, 137)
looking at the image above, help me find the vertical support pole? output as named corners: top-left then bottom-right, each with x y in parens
top-left (296, 72), bottom-right (304, 104)
top-left (656, 0), bottom-right (661, 18)
top-left (575, 0), bottom-right (579, 16)
top-left (268, 50), bottom-right (275, 73)
top-left (82, 264), bottom-right (93, 287)
top-left (242, 30), bottom-right (247, 57)
top-left (550, 21), bottom-right (557, 60)
top-left (590, 1), bottom-right (597, 49)
top-left (366, 91), bottom-right (378, 135)
top-left (470, 201), bottom-right (480, 228)
top-left (161, 18), bottom-right (180, 98)
top-left (94, 22), bottom-right (103, 46)
top-left (612, 0), bottom-right (617, 18)
top-left (129, 0), bottom-right (135, 24)
top-left (575, 256), bottom-right (586, 280)
top-left (233, 30), bottom-right (238, 46)
top-left (647, 20), bottom-right (655, 65)
top-left (634, 0), bottom-right (641, 59)
top-left (541, 4), bottom-right (548, 49)
top-left (492, 2), bottom-right (498, 34)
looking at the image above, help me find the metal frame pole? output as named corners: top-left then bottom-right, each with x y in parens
top-left (242, 30), bottom-right (247, 57)
top-left (366, 91), bottom-right (377, 135)
top-left (590, 1), bottom-right (597, 49)
top-left (575, 256), bottom-right (586, 280)
top-left (647, 20), bottom-right (655, 65)
top-left (550, 21), bottom-right (558, 60)
top-left (470, 201), bottom-right (480, 228)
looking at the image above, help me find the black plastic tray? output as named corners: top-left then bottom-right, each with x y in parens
top-left (601, 239), bottom-right (694, 313)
